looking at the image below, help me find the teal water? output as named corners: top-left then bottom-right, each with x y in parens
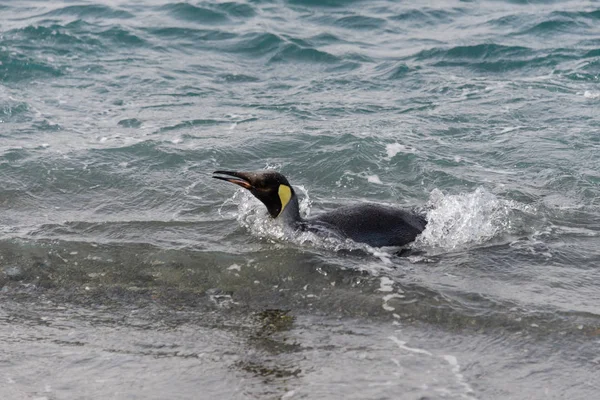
top-left (1, 1), bottom-right (599, 399)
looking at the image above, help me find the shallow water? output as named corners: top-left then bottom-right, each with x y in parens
top-left (1, 0), bottom-right (599, 399)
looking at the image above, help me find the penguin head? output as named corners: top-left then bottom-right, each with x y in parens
top-left (213, 170), bottom-right (295, 218)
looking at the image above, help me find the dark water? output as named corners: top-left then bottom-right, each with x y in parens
top-left (1, 0), bottom-right (600, 398)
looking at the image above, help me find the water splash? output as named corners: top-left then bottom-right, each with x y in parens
top-left (416, 187), bottom-right (531, 250)
top-left (220, 185), bottom-right (534, 259)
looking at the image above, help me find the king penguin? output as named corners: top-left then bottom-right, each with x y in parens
top-left (213, 170), bottom-right (427, 247)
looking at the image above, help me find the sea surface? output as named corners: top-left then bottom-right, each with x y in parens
top-left (1, 0), bottom-right (599, 399)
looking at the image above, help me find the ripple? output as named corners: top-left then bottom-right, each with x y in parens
top-left (33, 120), bottom-right (62, 131)
top-left (216, 73), bottom-right (260, 83)
top-left (39, 4), bottom-right (134, 19)
top-left (0, 101), bottom-right (30, 122)
top-left (10, 24), bottom-right (99, 45)
top-left (516, 19), bottom-right (587, 36)
top-left (4, 24), bottom-right (104, 55)
top-left (158, 119), bottom-right (233, 132)
top-left (162, 3), bottom-right (229, 24)
top-left (583, 48), bottom-right (600, 58)
top-left (389, 8), bottom-right (456, 26)
top-left (416, 44), bottom-right (531, 60)
top-left (147, 27), bottom-right (237, 42)
top-left (98, 27), bottom-right (146, 46)
top-left (269, 43), bottom-right (340, 64)
top-left (485, 13), bottom-right (525, 29)
top-left (0, 50), bottom-right (63, 82)
top-left (412, 44), bottom-right (581, 72)
top-left (117, 118), bottom-right (143, 128)
top-left (87, 142), bottom-right (188, 172)
top-left (551, 9), bottom-right (600, 21)
top-left (307, 32), bottom-right (345, 45)
top-left (376, 62), bottom-right (412, 80)
top-left (334, 15), bottom-right (386, 30)
top-left (0, 148), bottom-right (29, 163)
top-left (556, 69), bottom-right (599, 82)
top-left (214, 2), bottom-right (256, 18)
top-left (285, 0), bottom-right (365, 7)
top-left (229, 32), bottom-right (284, 56)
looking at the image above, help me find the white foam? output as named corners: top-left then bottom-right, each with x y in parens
top-left (369, 249), bottom-right (394, 266)
top-left (443, 354), bottom-right (476, 397)
top-left (377, 276), bottom-right (394, 292)
top-left (554, 226), bottom-right (598, 237)
top-left (385, 143), bottom-right (416, 159)
top-left (389, 336), bottom-right (477, 398)
top-left (367, 175), bottom-right (383, 184)
top-left (294, 184), bottom-right (312, 218)
top-left (583, 90), bottom-right (600, 99)
top-left (388, 336), bottom-right (433, 356)
top-left (444, 354), bottom-right (458, 367)
top-left (499, 126), bottom-right (523, 133)
top-left (382, 293), bottom-right (405, 311)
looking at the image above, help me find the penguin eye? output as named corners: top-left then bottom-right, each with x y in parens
top-left (254, 179), bottom-right (271, 191)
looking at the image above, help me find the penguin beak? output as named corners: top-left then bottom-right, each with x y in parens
top-left (212, 170), bottom-right (253, 190)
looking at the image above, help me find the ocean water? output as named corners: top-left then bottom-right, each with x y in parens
top-left (1, 0), bottom-right (599, 398)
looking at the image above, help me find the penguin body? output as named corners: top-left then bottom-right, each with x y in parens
top-left (304, 204), bottom-right (426, 247)
top-left (213, 170), bottom-right (426, 248)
